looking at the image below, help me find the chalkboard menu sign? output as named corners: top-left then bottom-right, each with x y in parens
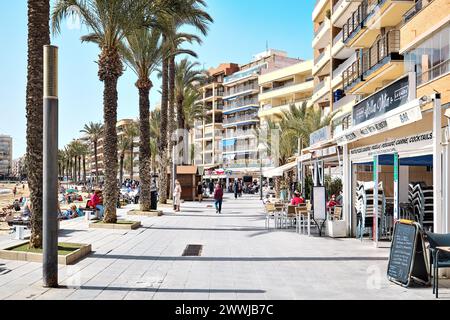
top-left (353, 76), bottom-right (409, 126)
top-left (387, 220), bottom-right (430, 287)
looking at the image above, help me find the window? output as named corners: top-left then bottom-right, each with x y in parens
top-left (405, 23), bottom-right (450, 85)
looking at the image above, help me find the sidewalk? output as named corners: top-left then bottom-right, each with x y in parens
top-left (0, 194), bottom-right (447, 300)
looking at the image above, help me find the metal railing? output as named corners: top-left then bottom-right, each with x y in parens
top-left (224, 84), bottom-right (259, 98)
top-left (223, 114), bottom-right (259, 125)
top-left (333, 54), bottom-right (356, 79)
top-left (343, 0), bottom-right (368, 42)
top-left (224, 128), bottom-right (257, 139)
top-left (403, 0), bottom-right (434, 24)
top-left (417, 59), bottom-right (450, 86)
top-left (342, 30), bottom-right (400, 90)
top-left (224, 97), bottom-right (259, 111)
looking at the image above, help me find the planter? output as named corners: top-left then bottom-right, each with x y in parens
top-left (89, 220), bottom-right (141, 230)
top-left (0, 242), bottom-right (91, 265)
top-left (326, 220), bottom-right (347, 238)
top-left (128, 209), bottom-right (163, 217)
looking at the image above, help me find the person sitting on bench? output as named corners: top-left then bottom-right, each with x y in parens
top-left (90, 190), bottom-right (104, 219)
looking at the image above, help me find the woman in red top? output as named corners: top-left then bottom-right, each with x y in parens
top-left (291, 191), bottom-right (305, 206)
top-left (327, 194), bottom-right (338, 208)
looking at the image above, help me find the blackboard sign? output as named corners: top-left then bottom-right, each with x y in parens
top-left (387, 220), bottom-right (430, 287)
top-left (353, 76), bottom-right (409, 126)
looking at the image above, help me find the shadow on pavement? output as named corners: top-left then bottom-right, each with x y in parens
top-left (77, 286), bottom-right (265, 294)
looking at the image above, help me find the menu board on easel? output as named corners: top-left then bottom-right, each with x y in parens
top-left (387, 220), bottom-right (430, 287)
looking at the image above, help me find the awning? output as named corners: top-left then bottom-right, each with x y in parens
top-left (263, 161), bottom-right (297, 178)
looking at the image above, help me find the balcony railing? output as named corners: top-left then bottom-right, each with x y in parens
top-left (224, 64), bottom-right (264, 85)
top-left (313, 79), bottom-right (326, 95)
top-left (224, 84), bottom-right (259, 98)
top-left (333, 54), bottom-right (356, 79)
top-left (314, 51), bottom-right (325, 65)
top-left (224, 128), bottom-right (256, 139)
top-left (224, 98), bottom-right (259, 111)
top-left (223, 114), bottom-right (259, 125)
top-left (403, 0), bottom-right (434, 24)
top-left (332, 30), bottom-right (343, 46)
top-left (417, 58), bottom-right (450, 86)
top-left (314, 20), bottom-right (326, 38)
top-left (342, 30), bottom-right (400, 90)
top-left (342, 0), bottom-right (368, 42)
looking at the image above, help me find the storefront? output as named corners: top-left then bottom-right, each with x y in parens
top-left (335, 72), bottom-right (450, 245)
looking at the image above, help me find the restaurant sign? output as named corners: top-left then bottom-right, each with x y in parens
top-left (350, 132), bottom-right (433, 161)
top-left (353, 76), bottom-right (409, 126)
top-left (310, 126), bottom-right (331, 146)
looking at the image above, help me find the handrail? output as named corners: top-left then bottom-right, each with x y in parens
top-left (417, 58), bottom-right (450, 86)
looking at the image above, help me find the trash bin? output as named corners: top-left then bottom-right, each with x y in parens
top-left (151, 191), bottom-right (158, 210)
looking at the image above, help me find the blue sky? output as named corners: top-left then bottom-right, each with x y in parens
top-left (0, 0), bottom-right (314, 159)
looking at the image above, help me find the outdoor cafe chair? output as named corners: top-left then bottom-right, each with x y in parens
top-left (273, 203), bottom-right (285, 229)
top-left (295, 204), bottom-right (311, 235)
top-left (425, 231), bottom-right (450, 298)
top-left (284, 205), bottom-right (297, 229)
top-left (264, 203), bottom-right (276, 230)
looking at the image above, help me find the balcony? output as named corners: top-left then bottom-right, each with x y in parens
top-left (312, 18), bottom-right (331, 49)
top-left (313, 46), bottom-right (331, 76)
top-left (223, 114), bottom-right (259, 127)
top-left (331, 53), bottom-right (357, 88)
top-left (332, 94), bottom-right (359, 113)
top-left (223, 84), bottom-right (259, 100)
top-left (417, 59), bottom-right (450, 87)
top-left (224, 64), bottom-right (264, 86)
top-left (332, 0), bottom-right (361, 28)
top-left (225, 159), bottom-right (260, 169)
top-left (223, 97), bottom-right (259, 114)
top-left (343, 30), bottom-right (404, 94)
top-left (343, 0), bottom-right (415, 48)
top-left (313, 0), bottom-right (330, 21)
top-left (258, 100), bottom-right (310, 120)
top-left (258, 81), bottom-right (314, 101)
top-left (311, 76), bottom-right (331, 105)
top-left (331, 30), bottom-right (355, 60)
top-left (223, 129), bottom-right (256, 140)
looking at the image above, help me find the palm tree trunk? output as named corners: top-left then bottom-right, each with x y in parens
top-left (176, 96), bottom-right (185, 164)
top-left (94, 140), bottom-right (99, 185)
top-left (158, 50), bottom-right (169, 204)
top-left (73, 156), bottom-right (77, 183)
top-left (78, 156), bottom-right (81, 182)
top-left (98, 47), bottom-right (122, 223)
top-left (119, 154), bottom-right (124, 186)
top-left (137, 79), bottom-right (152, 211)
top-left (82, 155), bottom-right (86, 183)
top-left (26, 0), bottom-right (50, 248)
top-left (130, 140), bottom-right (134, 181)
top-left (168, 55), bottom-right (175, 200)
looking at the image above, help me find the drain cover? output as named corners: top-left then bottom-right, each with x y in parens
top-left (182, 244), bottom-right (203, 256)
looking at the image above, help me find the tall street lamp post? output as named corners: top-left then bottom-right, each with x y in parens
top-left (43, 45), bottom-right (59, 288)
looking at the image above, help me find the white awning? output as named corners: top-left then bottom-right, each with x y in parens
top-left (263, 161), bottom-right (297, 178)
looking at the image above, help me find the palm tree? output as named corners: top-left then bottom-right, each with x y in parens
top-left (157, 0), bottom-right (212, 204)
top-left (122, 121), bottom-right (139, 180)
top-left (150, 109), bottom-right (161, 174)
top-left (26, 0), bottom-right (50, 249)
top-left (121, 28), bottom-right (164, 211)
top-left (80, 122), bottom-right (103, 185)
top-left (182, 86), bottom-right (204, 131)
top-left (118, 136), bottom-right (130, 185)
top-left (52, 0), bottom-right (156, 223)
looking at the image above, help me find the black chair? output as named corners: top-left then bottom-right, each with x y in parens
top-left (425, 231), bottom-right (450, 298)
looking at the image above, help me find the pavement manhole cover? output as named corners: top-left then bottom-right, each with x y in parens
top-left (182, 244), bottom-right (203, 256)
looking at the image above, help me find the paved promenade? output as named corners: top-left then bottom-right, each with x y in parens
top-left (0, 194), bottom-right (448, 300)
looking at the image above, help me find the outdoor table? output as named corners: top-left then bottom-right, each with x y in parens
top-left (296, 210), bottom-right (313, 236)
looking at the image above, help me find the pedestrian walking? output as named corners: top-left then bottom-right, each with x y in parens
top-left (197, 181), bottom-right (203, 202)
top-left (13, 186), bottom-right (17, 197)
top-left (233, 179), bottom-right (239, 199)
top-left (208, 181), bottom-right (214, 196)
top-left (238, 179), bottom-right (243, 197)
top-left (174, 180), bottom-right (182, 212)
top-left (214, 183), bottom-right (224, 214)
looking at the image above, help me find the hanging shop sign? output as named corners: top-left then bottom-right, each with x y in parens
top-left (314, 146), bottom-right (337, 158)
top-left (336, 99), bottom-right (422, 145)
top-left (350, 132), bottom-right (433, 161)
top-left (353, 76), bottom-right (409, 126)
top-left (310, 126), bottom-right (331, 147)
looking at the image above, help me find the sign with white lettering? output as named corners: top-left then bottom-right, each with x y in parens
top-left (336, 104), bottom-right (422, 145)
top-left (310, 126), bottom-right (331, 146)
top-left (350, 132), bottom-right (433, 161)
top-left (353, 76), bottom-right (409, 126)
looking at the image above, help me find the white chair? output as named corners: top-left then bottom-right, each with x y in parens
top-left (264, 203), bottom-right (276, 230)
